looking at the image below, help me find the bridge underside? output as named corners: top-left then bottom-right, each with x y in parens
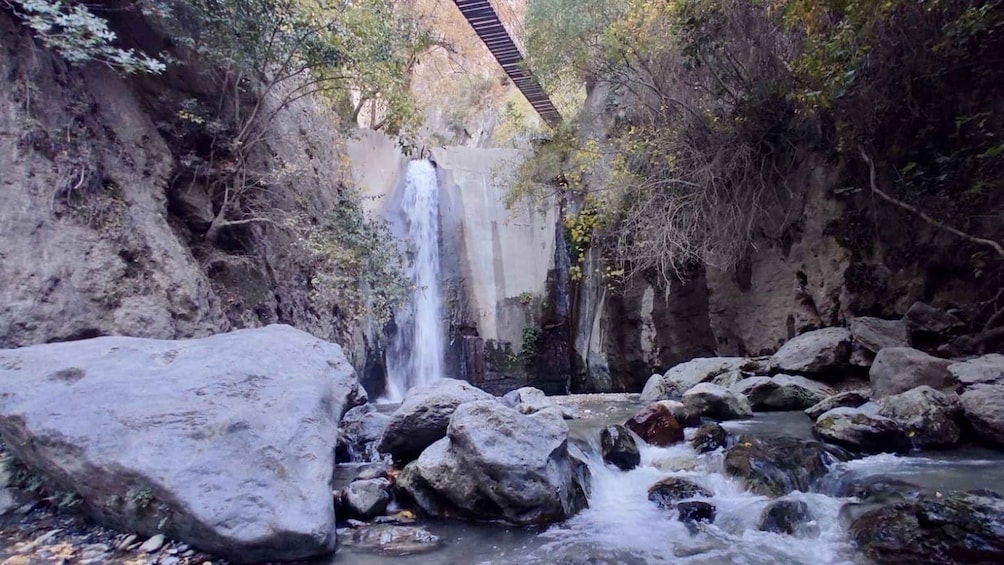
top-left (452, 0), bottom-right (562, 128)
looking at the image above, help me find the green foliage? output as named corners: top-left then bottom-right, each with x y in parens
top-left (517, 291), bottom-right (536, 306)
top-left (292, 187), bottom-right (410, 323)
top-left (3, 0), bottom-right (167, 73)
top-left (127, 487), bottom-right (154, 509)
top-left (520, 325), bottom-right (542, 362)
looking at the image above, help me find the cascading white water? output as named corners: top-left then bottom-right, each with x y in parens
top-left (382, 160), bottom-right (445, 402)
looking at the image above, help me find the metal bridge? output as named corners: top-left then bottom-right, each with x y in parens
top-left (452, 0), bottom-right (562, 128)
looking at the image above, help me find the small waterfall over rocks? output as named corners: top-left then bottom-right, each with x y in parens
top-left (383, 160), bottom-right (445, 402)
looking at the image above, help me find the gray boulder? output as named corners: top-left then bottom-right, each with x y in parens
top-left (640, 358), bottom-right (749, 401)
top-left (960, 384), bottom-right (1004, 448)
top-left (377, 378), bottom-right (495, 463)
top-left (397, 401), bottom-right (588, 525)
top-left (870, 347), bottom-right (953, 398)
top-left (770, 327), bottom-right (852, 373)
top-left (343, 478), bottom-right (391, 519)
top-left (724, 435), bottom-right (850, 497)
top-left (340, 404), bottom-right (390, 463)
top-left (682, 383), bottom-right (753, 420)
top-left (877, 386), bottom-right (960, 449)
top-left (734, 374), bottom-right (834, 411)
top-left (812, 406), bottom-right (910, 454)
top-left (804, 390), bottom-right (871, 421)
top-left (0, 325), bottom-right (366, 563)
top-left (905, 301), bottom-right (964, 334)
top-left (850, 317), bottom-right (910, 353)
top-left (949, 354), bottom-right (1004, 389)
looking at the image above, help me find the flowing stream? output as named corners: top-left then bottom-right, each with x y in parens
top-left (335, 396), bottom-right (1004, 564)
top-left (383, 160), bottom-right (445, 402)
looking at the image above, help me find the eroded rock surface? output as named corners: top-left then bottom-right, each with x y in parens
top-left (870, 347), bottom-right (953, 398)
top-left (770, 328), bottom-right (852, 373)
top-left (0, 326), bottom-right (365, 563)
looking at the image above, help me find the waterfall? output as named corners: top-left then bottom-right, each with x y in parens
top-left (382, 160), bottom-right (445, 402)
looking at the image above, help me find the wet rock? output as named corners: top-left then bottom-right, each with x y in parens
top-left (344, 478), bottom-right (391, 519)
top-left (139, 534), bottom-right (165, 553)
top-left (0, 325), bottom-right (365, 563)
top-left (682, 383), bottom-right (753, 421)
top-left (398, 400), bottom-right (588, 525)
top-left (734, 374), bottom-right (834, 412)
top-left (340, 404), bottom-right (390, 463)
top-left (677, 501), bottom-right (716, 525)
top-left (724, 435), bottom-right (850, 497)
top-left (813, 406), bottom-right (911, 454)
top-left (905, 301), bottom-right (964, 335)
top-left (949, 354), bottom-right (1004, 389)
top-left (338, 525), bottom-right (441, 556)
top-left (625, 403), bottom-right (684, 447)
top-left (870, 347), bottom-right (953, 398)
top-left (378, 378), bottom-right (495, 463)
top-left (877, 386), bottom-right (960, 449)
top-left (850, 317), bottom-right (911, 353)
top-left (804, 390), bottom-right (871, 421)
top-left (647, 477), bottom-right (711, 509)
top-left (601, 425), bottom-right (641, 470)
top-left (770, 327), bottom-right (852, 373)
top-left (759, 499), bottom-right (813, 535)
top-left (960, 384), bottom-right (1004, 448)
top-left (830, 475), bottom-right (924, 500)
top-left (662, 400), bottom-right (703, 428)
top-left (849, 490), bottom-right (1004, 565)
top-left (691, 423), bottom-right (729, 453)
top-left (640, 358), bottom-right (749, 402)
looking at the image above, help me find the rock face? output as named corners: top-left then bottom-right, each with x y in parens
top-left (378, 379), bottom-right (495, 463)
top-left (876, 386), bottom-right (960, 449)
top-left (601, 425), bottom-right (641, 470)
top-left (850, 317), bottom-right (910, 353)
top-left (960, 385), bottom-right (1004, 448)
top-left (770, 328), bottom-right (852, 373)
top-left (724, 436), bottom-right (850, 497)
top-left (397, 401), bottom-right (588, 525)
top-left (870, 347), bottom-right (953, 398)
top-left (0, 326), bottom-right (366, 563)
top-left (734, 374), bottom-right (834, 411)
top-left (625, 403), bottom-right (684, 446)
top-left (849, 491), bottom-right (1004, 565)
top-left (804, 390), bottom-right (871, 421)
top-left (640, 358), bottom-right (749, 401)
top-left (812, 406), bottom-right (910, 454)
top-left (682, 383), bottom-right (753, 420)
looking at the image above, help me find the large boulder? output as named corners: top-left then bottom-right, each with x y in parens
top-left (849, 490), bottom-right (1004, 565)
top-left (682, 383), bottom-right (753, 420)
top-left (904, 301), bottom-right (964, 335)
top-left (960, 385), bottom-right (1004, 448)
top-left (877, 386), bottom-right (960, 449)
top-left (949, 354), bottom-right (1004, 389)
top-left (812, 406), bottom-right (910, 454)
top-left (397, 401), bottom-right (588, 525)
top-left (804, 390), bottom-right (871, 421)
top-left (759, 499), bottom-right (814, 536)
top-left (501, 387), bottom-right (574, 419)
top-left (343, 478), bottom-right (391, 519)
top-left (640, 358), bottom-right (750, 401)
top-left (377, 378), bottom-right (495, 463)
top-left (601, 425), bottom-right (641, 470)
top-left (724, 435), bottom-right (850, 497)
top-left (770, 327), bottom-right (852, 373)
top-left (625, 402), bottom-right (684, 446)
top-left (870, 347), bottom-right (953, 398)
top-left (0, 325), bottom-right (366, 563)
top-left (733, 374), bottom-right (834, 411)
top-left (850, 317), bottom-right (910, 353)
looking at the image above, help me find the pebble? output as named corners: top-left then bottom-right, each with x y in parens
top-left (117, 534), bottom-right (139, 551)
top-left (138, 534), bottom-right (166, 553)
